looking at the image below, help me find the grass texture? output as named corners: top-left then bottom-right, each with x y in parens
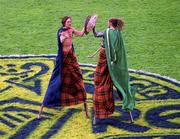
top-left (0, 0), bottom-right (179, 80)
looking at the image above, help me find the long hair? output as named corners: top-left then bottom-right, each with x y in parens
top-left (61, 16), bottom-right (71, 27)
top-left (109, 18), bottom-right (124, 30)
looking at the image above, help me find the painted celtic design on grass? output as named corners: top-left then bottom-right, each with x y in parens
top-left (0, 62), bottom-right (49, 95)
top-left (81, 64), bottom-right (180, 101)
top-left (0, 56), bottom-right (179, 139)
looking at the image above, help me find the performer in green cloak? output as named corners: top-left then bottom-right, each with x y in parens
top-left (92, 18), bottom-right (136, 124)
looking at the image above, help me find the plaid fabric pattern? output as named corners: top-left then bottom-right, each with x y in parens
top-left (93, 47), bottom-right (114, 119)
top-left (60, 49), bottom-right (86, 106)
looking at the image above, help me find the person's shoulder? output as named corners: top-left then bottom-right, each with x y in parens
top-left (69, 27), bottom-right (75, 33)
top-left (58, 27), bottom-right (64, 33)
top-left (103, 28), bottom-right (110, 33)
top-left (69, 28), bottom-right (74, 32)
top-left (103, 28), bottom-right (108, 31)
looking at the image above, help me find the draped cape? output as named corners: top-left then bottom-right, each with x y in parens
top-left (104, 28), bottom-right (136, 111)
top-left (43, 28), bottom-right (66, 107)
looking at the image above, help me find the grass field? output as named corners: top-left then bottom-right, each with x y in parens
top-left (1, 1), bottom-right (180, 139)
top-left (0, 0), bottom-right (179, 80)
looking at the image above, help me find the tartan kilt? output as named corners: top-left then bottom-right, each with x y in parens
top-left (60, 49), bottom-right (86, 106)
top-left (93, 47), bottom-right (114, 119)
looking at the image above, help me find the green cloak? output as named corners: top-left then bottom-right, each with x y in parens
top-left (104, 28), bottom-right (136, 111)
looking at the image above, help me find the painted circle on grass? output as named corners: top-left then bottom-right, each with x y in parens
top-left (0, 56), bottom-right (179, 138)
top-left (81, 64), bottom-right (180, 101)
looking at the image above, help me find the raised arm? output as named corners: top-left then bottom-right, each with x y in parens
top-left (72, 27), bottom-right (85, 37)
top-left (93, 27), bottom-right (104, 38)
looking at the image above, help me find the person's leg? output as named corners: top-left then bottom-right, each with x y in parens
top-left (93, 116), bottom-right (96, 125)
top-left (84, 100), bottom-right (89, 119)
top-left (61, 50), bottom-right (88, 119)
top-left (116, 88), bottom-right (123, 101)
top-left (93, 48), bottom-right (114, 123)
top-left (37, 104), bottom-right (44, 119)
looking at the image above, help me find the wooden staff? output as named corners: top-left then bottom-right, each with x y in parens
top-left (87, 47), bottom-right (101, 58)
top-left (129, 111), bottom-right (134, 123)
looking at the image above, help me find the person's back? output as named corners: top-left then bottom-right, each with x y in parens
top-left (92, 17), bottom-right (135, 125)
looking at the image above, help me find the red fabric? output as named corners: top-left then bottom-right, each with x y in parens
top-left (60, 49), bottom-right (86, 106)
top-left (93, 48), bottom-right (114, 119)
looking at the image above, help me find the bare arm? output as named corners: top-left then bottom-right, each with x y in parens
top-left (72, 27), bottom-right (85, 37)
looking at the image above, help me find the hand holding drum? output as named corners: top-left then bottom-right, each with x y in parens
top-left (84, 15), bottom-right (98, 34)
